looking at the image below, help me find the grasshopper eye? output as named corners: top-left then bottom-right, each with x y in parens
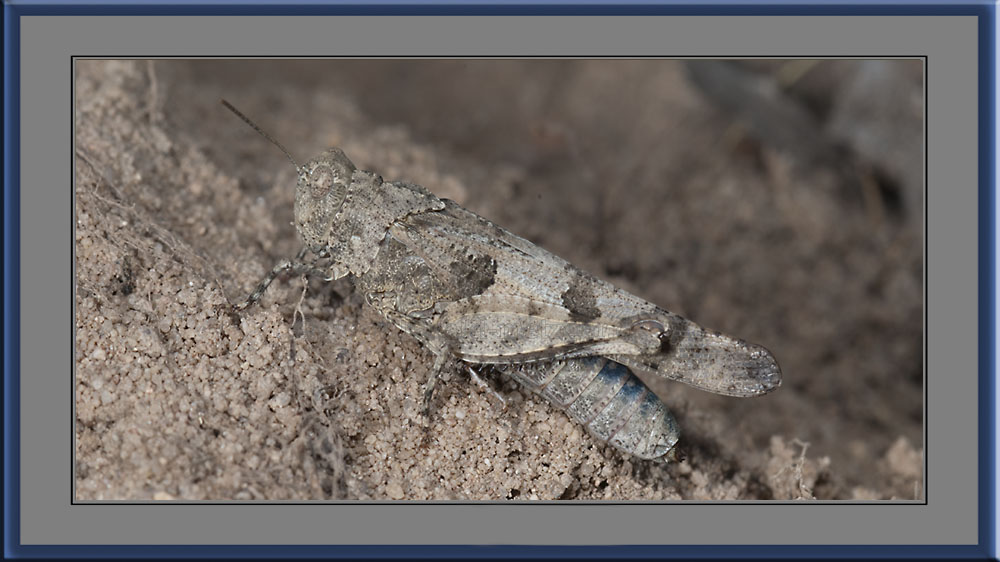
top-left (309, 164), bottom-right (343, 203)
top-left (306, 148), bottom-right (355, 206)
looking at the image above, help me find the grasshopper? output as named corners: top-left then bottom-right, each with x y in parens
top-left (222, 100), bottom-right (781, 462)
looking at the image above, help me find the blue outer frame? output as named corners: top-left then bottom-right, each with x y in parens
top-left (3, 1), bottom-right (996, 559)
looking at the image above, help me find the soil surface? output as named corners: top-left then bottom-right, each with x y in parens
top-left (75, 60), bottom-right (923, 500)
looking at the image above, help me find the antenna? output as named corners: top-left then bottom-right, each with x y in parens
top-left (220, 99), bottom-right (299, 170)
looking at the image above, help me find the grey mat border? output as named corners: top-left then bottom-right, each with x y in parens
top-left (21, 14), bottom-right (976, 545)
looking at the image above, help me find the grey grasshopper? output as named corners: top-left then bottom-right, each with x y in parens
top-left (223, 100), bottom-right (781, 462)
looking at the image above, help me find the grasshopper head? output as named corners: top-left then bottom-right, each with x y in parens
top-left (219, 100), bottom-right (358, 255)
top-left (294, 148), bottom-right (356, 251)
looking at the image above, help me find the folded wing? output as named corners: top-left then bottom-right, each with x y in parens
top-left (386, 199), bottom-right (781, 397)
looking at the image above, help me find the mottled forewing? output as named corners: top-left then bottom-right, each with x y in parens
top-left (389, 200), bottom-right (664, 361)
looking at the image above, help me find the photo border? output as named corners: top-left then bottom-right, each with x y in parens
top-left (4, 2), bottom-right (995, 559)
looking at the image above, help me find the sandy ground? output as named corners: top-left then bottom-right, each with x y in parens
top-left (74, 60), bottom-right (923, 500)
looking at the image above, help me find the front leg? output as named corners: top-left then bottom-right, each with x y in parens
top-left (232, 248), bottom-right (332, 312)
top-left (422, 351), bottom-right (453, 421)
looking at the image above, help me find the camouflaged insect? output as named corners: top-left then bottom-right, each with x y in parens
top-left (223, 100), bottom-right (782, 462)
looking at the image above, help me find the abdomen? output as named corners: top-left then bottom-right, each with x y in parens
top-left (495, 357), bottom-right (680, 461)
